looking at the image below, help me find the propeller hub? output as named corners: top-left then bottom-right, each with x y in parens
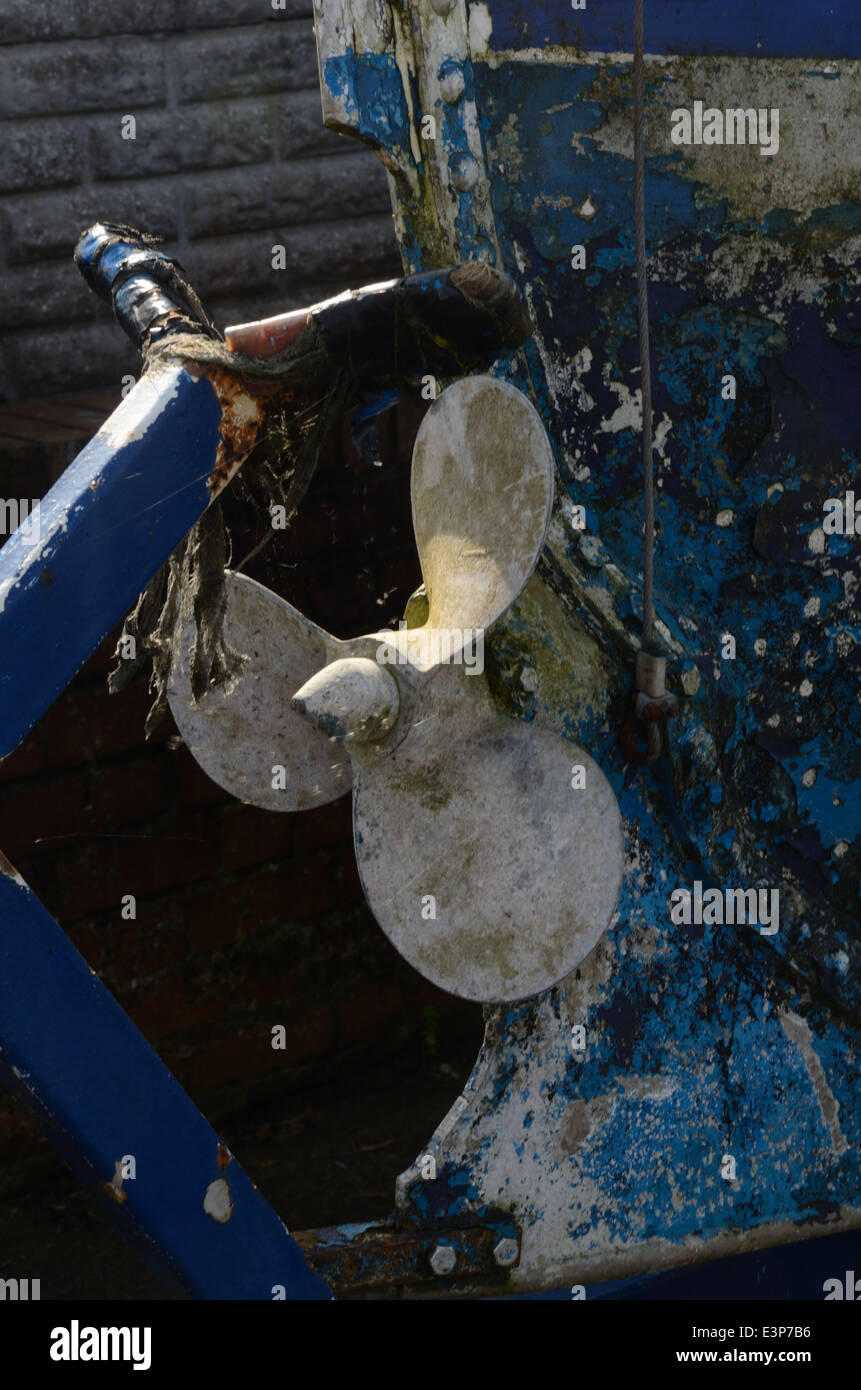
top-left (292, 657), bottom-right (400, 744)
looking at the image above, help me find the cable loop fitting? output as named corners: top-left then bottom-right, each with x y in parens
top-left (620, 650), bottom-right (679, 765)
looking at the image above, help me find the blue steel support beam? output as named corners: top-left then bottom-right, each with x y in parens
top-left (0, 853), bottom-right (331, 1300)
top-left (0, 362), bottom-right (250, 759)
top-left (0, 340), bottom-right (324, 1295)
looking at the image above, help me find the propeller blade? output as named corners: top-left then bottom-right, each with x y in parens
top-left (168, 571), bottom-right (351, 811)
top-left (351, 666), bottom-right (623, 1003)
top-left (411, 376), bottom-right (555, 638)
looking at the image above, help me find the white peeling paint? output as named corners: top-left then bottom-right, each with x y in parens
top-left (585, 56), bottom-right (861, 222)
top-left (467, 3), bottom-right (492, 56)
top-left (480, 48), bottom-right (671, 69)
top-left (599, 380), bottom-right (642, 434)
top-left (779, 1011), bottom-right (849, 1157)
top-left (654, 413), bottom-right (673, 460)
top-left (520, 665), bottom-right (539, 692)
top-left (203, 1178), bottom-right (233, 1222)
top-left (619, 1074), bottom-right (678, 1101)
top-left (391, 30), bottom-right (422, 167)
top-left (97, 365), bottom-right (186, 450)
top-left (807, 527), bottom-right (826, 554)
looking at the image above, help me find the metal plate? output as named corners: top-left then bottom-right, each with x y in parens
top-left (168, 571), bottom-right (351, 812)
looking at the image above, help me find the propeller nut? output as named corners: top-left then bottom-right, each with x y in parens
top-left (291, 657), bottom-right (400, 744)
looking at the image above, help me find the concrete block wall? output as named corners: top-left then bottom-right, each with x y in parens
top-left (0, 0), bottom-right (402, 401)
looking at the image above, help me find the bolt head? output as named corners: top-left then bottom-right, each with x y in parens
top-left (439, 63), bottom-right (465, 104)
top-left (429, 1244), bottom-right (457, 1276)
top-left (493, 1237), bottom-right (519, 1268)
top-left (449, 152), bottom-right (479, 192)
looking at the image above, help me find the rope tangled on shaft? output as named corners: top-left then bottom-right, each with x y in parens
top-left (109, 322), bottom-right (352, 736)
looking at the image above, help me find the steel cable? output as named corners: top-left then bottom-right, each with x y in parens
top-left (633, 0), bottom-right (655, 647)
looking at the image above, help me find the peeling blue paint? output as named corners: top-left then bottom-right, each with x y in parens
top-left (332, 14), bottom-right (861, 1282)
top-left (324, 51), bottom-right (412, 153)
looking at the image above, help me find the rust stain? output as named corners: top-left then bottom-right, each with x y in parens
top-left (217, 1141), bottom-right (231, 1170)
top-left (293, 1222), bottom-right (519, 1295)
top-left (204, 365), bottom-right (265, 497)
top-left (103, 1161), bottom-right (128, 1206)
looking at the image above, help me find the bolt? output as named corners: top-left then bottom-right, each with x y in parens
top-left (430, 0), bottom-right (455, 15)
top-left (439, 63), bottom-right (465, 104)
top-left (429, 1244), bottom-right (457, 1276)
top-left (493, 1237), bottom-right (519, 1268)
top-left (450, 152), bottom-right (479, 192)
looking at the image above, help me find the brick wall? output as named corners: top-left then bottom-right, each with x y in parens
top-left (0, 392), bottom-right (481, 1195)
top-left (0, 7), bottom-right (481, 1194)
top-left (0, 0), bottom-right (401, 400)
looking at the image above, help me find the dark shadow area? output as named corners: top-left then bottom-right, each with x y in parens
top-left (0, 1030), bottom-right (482, 1300)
